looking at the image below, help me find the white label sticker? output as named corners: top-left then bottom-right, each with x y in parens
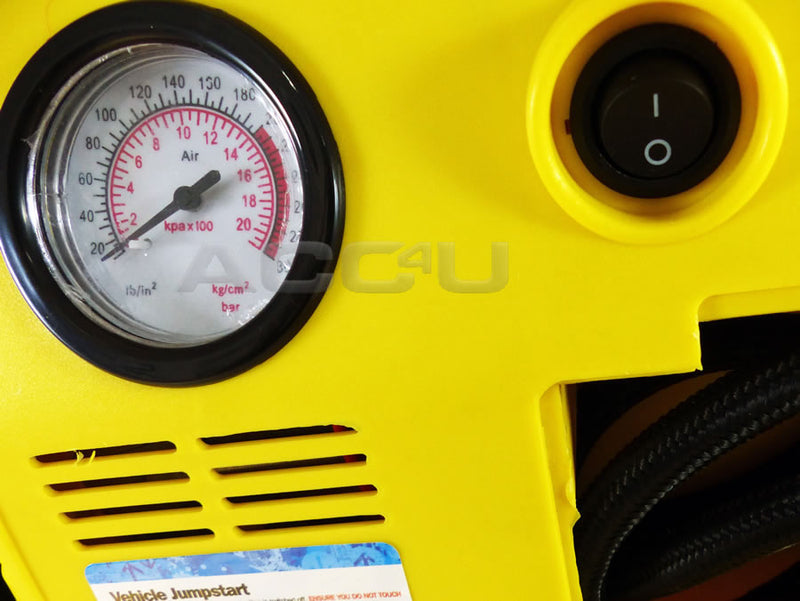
top-left (86, 543), bottom-right (412, 601)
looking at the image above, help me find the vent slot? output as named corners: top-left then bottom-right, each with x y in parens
top-left (201, 425), bottom-right (355, 446)
top-left (35, 441), bottom-right (176, 464)
top-left (227, 485), bottom-right (377, 504)
top-left (64, 500), bottom-right (202, 519)
top-left (214, 454), bottom-right (366, 476)
top-left (49, 472), bottom-right (189, 492)
top-left (238, 515), bottom-right (385, 532)
top-left (78, 528), bottom-right (213, 547)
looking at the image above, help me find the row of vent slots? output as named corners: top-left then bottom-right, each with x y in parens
top-left (64, 485), bottom-right (378, 519)
top-left (78, 515), bottom-right (386, 547)
top-left (34, 425), bottom-right (355, 464)
top-left (48, 454), bottom-right (367, 491)
top-left (69, 484), bottom-right (381, 546)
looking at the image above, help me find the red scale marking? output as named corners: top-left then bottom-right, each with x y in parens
top-left (254, 125), bottom-right (289, 260)
top-left (107, 106), bottom-right (276, 248)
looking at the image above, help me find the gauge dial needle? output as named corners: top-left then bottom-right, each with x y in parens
top-left (101, 170), bottom-right (221, 261)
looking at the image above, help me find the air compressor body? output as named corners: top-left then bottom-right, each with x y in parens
top-left (0, 0), bottom-right (798, 600)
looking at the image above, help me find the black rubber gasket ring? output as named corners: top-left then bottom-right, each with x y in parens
top-left (569, 23), bottom-right (741, 199)
top-left (0, 1), bottom-right (345, 386)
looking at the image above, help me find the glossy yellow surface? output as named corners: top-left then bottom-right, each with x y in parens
top-left (0, 0), bottom-right (798, 599)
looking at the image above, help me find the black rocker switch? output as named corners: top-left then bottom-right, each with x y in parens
top-left (570, 24), bottom-right (741, 198)
top-left (597, 53), bottom-right (714, 179)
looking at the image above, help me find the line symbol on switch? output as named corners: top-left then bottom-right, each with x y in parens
top-left (653, 93), bottom-right (660, 118)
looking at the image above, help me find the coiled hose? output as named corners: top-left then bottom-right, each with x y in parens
top-left (607, 443), bottom-right (800, 600)
top-left (575, 353), bottom-right (800, 601)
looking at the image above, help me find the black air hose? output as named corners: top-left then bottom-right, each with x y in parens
top-left (606, 444), bottom-right (800, 601)
top-left (577, 313), bottom-right (800, 466)
top-left (574, 353), bottom-right (800, 601)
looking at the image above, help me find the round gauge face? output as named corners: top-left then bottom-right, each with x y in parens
top-left (0, 3), bottom-right (344, 384)
top-left (39, 45), bottom-right (304, 346)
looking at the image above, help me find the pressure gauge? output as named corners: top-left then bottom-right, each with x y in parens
top-left (0, 2), bottom-right (344, 384)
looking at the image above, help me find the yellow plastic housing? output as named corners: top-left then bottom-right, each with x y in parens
top-left (0, 0), bottom-right (797, 600)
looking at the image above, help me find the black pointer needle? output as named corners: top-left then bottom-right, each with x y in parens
top-left (101, 170), bottom-right (221, 262)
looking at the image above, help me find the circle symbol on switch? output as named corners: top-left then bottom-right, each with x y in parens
top-left (645, 139), bottom-right (672, 166)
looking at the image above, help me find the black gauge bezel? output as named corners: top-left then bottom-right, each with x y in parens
top-left (0, 1), bottom-right (345, 385)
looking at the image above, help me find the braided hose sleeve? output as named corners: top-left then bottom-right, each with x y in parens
top-left (606, 445), bottom-right (800, 601)
top-left (574, 354), bottom-right (800, 601)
